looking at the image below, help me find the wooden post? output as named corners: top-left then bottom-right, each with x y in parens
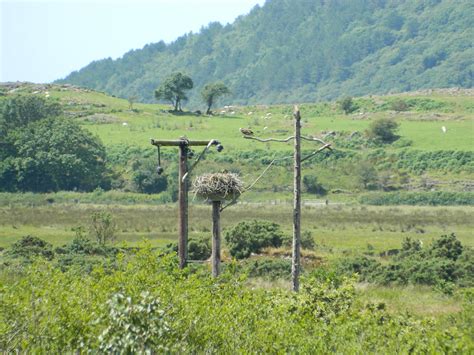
top-left (292, 106), bottom-right (301, 292)
top-left (178, 143), bottom-right (188, 269)
top-left (211, 200), bottom-right (221, 277)
top-left (151, 138), bottom-right (223, 270)
top-left (239, 110), bottom-right (331, 292)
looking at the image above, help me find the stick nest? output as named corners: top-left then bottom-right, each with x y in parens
top-left (193, 173), bottom-right (244, 201)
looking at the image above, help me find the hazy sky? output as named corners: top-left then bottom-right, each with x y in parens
top-left (1, 0), bottom-right (265, 83)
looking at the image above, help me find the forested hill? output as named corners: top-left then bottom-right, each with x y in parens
top-left (58, 0), bottom-right (473, 107)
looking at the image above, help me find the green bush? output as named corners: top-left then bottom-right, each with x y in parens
top-left (188, 236), bottom-right (211, 260)
top-left (338, 96), bottom-right (357, 114)
top-left (89, 211), bottom-right (117, 246)
top-left (224, 220), bottom-right (285, 259)
top-left (282, 230), bottom-right (316, 250)
top-left (5, 235), bottom-right (54, 261)
top-left (303, 175), bottom-right (327, 195)
top-left (165, 235), bottom-right (211, 261)
top-left (339, 234), bottom-right (473, 288)
top-left (241, 258), bottom-right (292, 280)
top-left (366, 118), bottom-right (400, 144)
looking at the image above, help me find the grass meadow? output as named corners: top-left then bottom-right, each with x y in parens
top-left (48, 88), bottom-right (474, 152)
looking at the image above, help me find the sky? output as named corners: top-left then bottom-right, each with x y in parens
top-left (0, 0), bottom-right (265, 83)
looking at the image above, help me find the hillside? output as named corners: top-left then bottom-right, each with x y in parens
top-left (1, 82), bottom-right (472, 203)
top-left (58, 0), bottom-right (473, 107)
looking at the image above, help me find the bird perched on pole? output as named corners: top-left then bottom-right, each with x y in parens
top-left (239, 127), bottom-right (254, 136)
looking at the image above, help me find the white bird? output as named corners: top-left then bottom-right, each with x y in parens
top-left (122, 122), bottom-right (128, 126)
top-left (441, 126), bottom-right (447, 133)
top-left (239, 128), bottom-right (254, 136)
top-left (263, 126), bottom-right (268, 130)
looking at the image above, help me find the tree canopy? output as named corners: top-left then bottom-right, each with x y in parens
top-left (154, 72), bottom-right (193, 111)
top-left (0, 95), bottom-right (108, 192)
top-left (201, 82), bottom-right (230, 114)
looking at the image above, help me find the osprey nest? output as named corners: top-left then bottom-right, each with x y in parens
top-left (193, 173), bottom-right (244, 201)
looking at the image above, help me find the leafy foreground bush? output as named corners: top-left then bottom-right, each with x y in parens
top-left (1, 247), bottom-right (473, 353)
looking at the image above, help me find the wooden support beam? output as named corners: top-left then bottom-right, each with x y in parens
top-left (151, 138), bottom-right (213, 147)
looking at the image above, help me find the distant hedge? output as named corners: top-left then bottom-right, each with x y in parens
top-left (360, 191), bottom-right (474, 206)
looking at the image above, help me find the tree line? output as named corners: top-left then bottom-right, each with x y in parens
top-left (58, 0), bottom-right (473, 107)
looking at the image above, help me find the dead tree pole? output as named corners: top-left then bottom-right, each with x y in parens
top-left (241, 106), bottom-right (332, 292)
top-left (292, 107), bottom-right (302, 292)
top-left (178, 143), bottom-right (189, 269)
top-left (211, 200), bottom-right (222, 277)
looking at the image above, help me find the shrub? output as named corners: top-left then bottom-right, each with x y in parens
top-left (338, 96), bottom-right (357, 114)
top-left (224, 220), bottom-right (285, 259)
top-left (0, 248), bottom-right (472, 352)
top-left (366, 118), bottom-right (400, 143)
top-left (303, 175), bottom-right (327, 195)
top-left (282, 230), bottom-right (315, 250)
top-left (390, 99), bottom-right (409, 112)
top-left (339, 234), bottom-right (473, 287)
top-left (164, 235), bottom-right (211, 261)
top-left (188, 236), bottom-right (211, 260)
top-left (241, 258), bottom-right (291, 280)
top-left (89, 211), bottom-right (117, 246)
top-left (5, 235), bottom-right (54, 261)
top-left (131, 159), bottom-right (168, 194)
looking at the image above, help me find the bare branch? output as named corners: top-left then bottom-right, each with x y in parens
top-left (243, 135), bottom-right (329, 145)
top-left (301, 143), bottom-right (332, 162)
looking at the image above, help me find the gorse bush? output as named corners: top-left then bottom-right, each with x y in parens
top-left (241, 258), bottom-right (292, 280)
top-left (0, 247), bottom-right (472, 352)
top-left (4, 235), bottom-right (54, 261)
top-left (366, 118), bottom-right (400, 144)
top-left (339, 234), bottom-right (474, 288)
top-left (165, 235), bottom-right (211, 261)
top-left (224, 220), bottom-right (286, 259)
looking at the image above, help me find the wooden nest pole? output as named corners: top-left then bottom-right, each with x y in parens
top-left (193, 173), bottom-right (243, 277)
top-left (211, 200), bottom-right (221, 277)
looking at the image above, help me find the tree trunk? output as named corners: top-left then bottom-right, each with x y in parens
top-left (175, 96), bottom-right (180, 111)
top-left (292, 107), bottom-right (301, 292)
top-left (211, 200), bottom-right (221, 277)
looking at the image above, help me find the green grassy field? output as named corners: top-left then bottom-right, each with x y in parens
top-left (1, 202), bottom-right (472, 251)
top-left (44, 86), bottom-right (474, 152)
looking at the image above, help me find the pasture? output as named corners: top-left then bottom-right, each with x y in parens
top-left (46, 87), bottom-right (474, 152)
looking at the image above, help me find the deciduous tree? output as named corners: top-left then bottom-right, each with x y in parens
top-left (201, 82), bottom-right (230, 114)
top-left (154, 73), bottom-right (193, 112)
